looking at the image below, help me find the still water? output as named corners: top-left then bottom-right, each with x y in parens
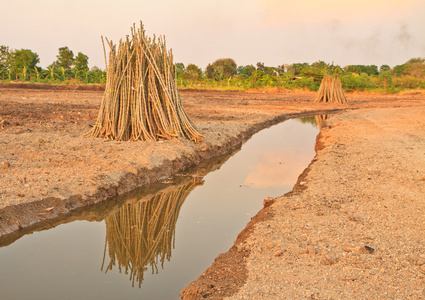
top-left (0, 117), bottom-right (319, 300)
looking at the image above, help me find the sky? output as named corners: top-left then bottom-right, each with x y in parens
top-left (1, 0), bottom-right (424, 70)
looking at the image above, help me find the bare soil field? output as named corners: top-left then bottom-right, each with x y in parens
top-left (1, 84), bottom-right (424, 298)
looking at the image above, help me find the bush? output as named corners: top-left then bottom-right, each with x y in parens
top-left (392, 75), bottom-right (424, 89)
top-left (341, 74), bottom-right (373, 91)
top-left (292, 77), bottom-right (318, 91)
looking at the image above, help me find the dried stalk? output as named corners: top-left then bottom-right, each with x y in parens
top-left (85, 22), bottom-right (203, 142)
top-left (101, 177), bottom-right (203, 287)
top-left (314, 75), bottom-right (348, 104)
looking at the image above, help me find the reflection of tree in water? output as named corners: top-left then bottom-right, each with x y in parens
top-left (296, 116), bottom-right (318, 128)
top-left (297, 115), bottom-right (331, 129)
top-left (101, 177), bottom-right (203, 287)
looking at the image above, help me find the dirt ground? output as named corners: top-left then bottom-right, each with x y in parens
top-left (1, 84), bottom-right (425, 298)
top-left (181, 93), bottom-right (425, 299)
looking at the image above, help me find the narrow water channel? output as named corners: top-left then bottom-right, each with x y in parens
top-left (0, 117), bottom-right (319, 300)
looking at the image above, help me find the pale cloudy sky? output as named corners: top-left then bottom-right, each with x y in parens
top-left (1, 0), bottom-right (424, 70)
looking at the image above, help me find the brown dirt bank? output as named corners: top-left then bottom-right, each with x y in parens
top-left (181, 102), bottom-right (425, 299)
top-left (0, 142), bottom-right (239, 248)
top-left (0, 86), bottom-right (354, 236)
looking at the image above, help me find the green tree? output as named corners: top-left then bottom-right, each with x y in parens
top-left (55, 46), bottom-right (74, 70)
top-left (344, 65), bottom-right (378, 76)
top-left (87, 66), bottom-right (106, 84)
top-left (256, 62), bottom-right (266, 72)
top-left (367, 65), bottom-right (379, 76)
top-left (393, 64), bottom-right (406, 76)
top-left (8, 49), bottom-right (40, 80)
top-left (175, 63), bottom-right (185, 77)
top-left (290, 63), bottom-right (309, 76)
top-left (256, 62), bottom-right (277, 76)
top-left (311, 60), bottom-right (329, 70)
top-left (404, 57), bottom-right (425, 78)
top-left (378, 71), bottom-right (393, 89)
top-left (74, 52), bottom-right (89, 79)
top-left (74, 52), bottom-right (88, 72)
top-left (205, 58), bottom-right (237, 80)
top-left (406, 57), bottom-right (425, 64)
top-left (0, 45), bottom-right (10, 79)
top-left (380, 65), bottom-right (390, 73)
top-left (297, 61), bottom-right (332, 83)
top-left (182, 63), bottom-right (203, 81)
top-left (277, 64), bottom-right (287, 74)
top-left (237, 65), bottom-right (256, 78)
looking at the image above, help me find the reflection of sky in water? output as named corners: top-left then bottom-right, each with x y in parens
top-left (243, 120), bottom-right (318, 189)
top-left (172, 118), bottom-right (319, 293)
top-left (0, 118), bottom-right (319, 300)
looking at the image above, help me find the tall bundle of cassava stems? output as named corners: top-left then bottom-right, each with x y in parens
top-left (101, 177), bottom-right (202, 287)
top-left (85, 22), bottom-right (203, 142)
top-left (314, 75), bottom-right (348, 104)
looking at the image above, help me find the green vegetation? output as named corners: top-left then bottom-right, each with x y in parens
top-left (0, 45), bottom-right (105, 84)
top-left (177, 59), bottom-right (425, 93)
top-left (205, 58), bottom-right (237, 80)
top-left (0, 43), bottom-right (424, 93)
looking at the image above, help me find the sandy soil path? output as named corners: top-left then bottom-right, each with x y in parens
top-left (182, 104), bottom-right (425, 299)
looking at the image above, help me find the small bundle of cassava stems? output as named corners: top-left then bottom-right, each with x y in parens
top-left (314, 75), bottom-right (348, 104)
top-left (85, 22), bottom-right (203, 142)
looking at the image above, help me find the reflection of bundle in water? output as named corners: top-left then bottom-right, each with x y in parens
top-left (101, 177), bottom-right (202, 287)
top-left (315, 114), bottom-right (329, 130)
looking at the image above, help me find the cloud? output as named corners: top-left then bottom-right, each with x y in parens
top-left (2, 0), bottom-right (423, 69)
top-left (396, 22), bottom-right (412, 48)
top-left (253, 0), bottom-right (422, 25)
top-left (337, 27), bottom-right (383, 63)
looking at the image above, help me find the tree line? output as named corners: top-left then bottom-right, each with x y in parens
top-left (1, 44), bottom-right (424, 93)
top-left (179, 58), bottom-right (425, 93)
top-left (0, 45), bottom-right (105, 84)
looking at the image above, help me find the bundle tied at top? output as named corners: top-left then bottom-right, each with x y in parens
top-left (85, 22), bottom-right (203, 142)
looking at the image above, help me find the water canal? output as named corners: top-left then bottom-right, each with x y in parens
top-left (0, 117), bottom-right (320, 300)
